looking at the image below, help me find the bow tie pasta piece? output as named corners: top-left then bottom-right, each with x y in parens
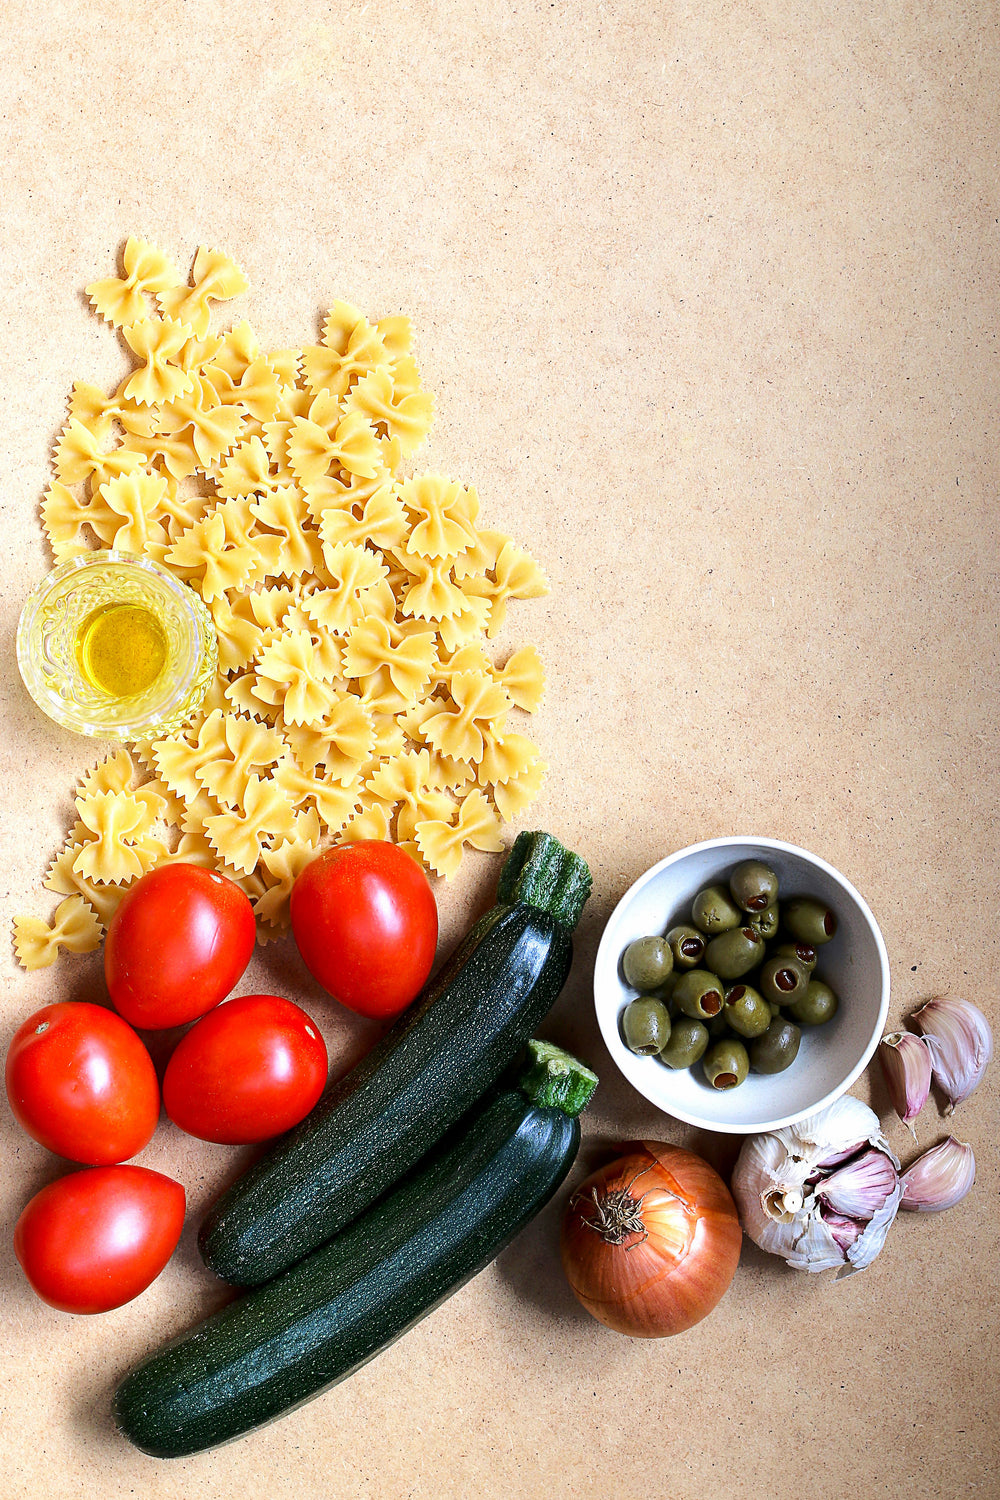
top-left (342, 615), bottom-right (436, 704)
top-left (495, 644), bottom-right (546, 713)
top-left (72, 790), bottom-right (159, 884)
top-left (461, 539), bottom-right (550, 638)
top-left (121, 317), bottom-right (196, 407)
top-left (315, 483), bottom-right (408, 553)
top-left (477, 732), bottom-right (542, 791)
top-left (208, 593), bottom-right (268, 674)
top-left (41, 482), bottom-right (98, 562)
top-left (255, 631), bottom-right (341, 726)
top-left (54, 418), bottom-right (145, 492)
top-left (301, 308), bottom-right (390, 399)
top-left (398, 475), bottom-right (479, 561)
top-left (158, 245), bottom-right (250, 339)
top-left (12, 895), bottom-right (104, 970)
top-left (217, 435), bottom-right (283, 500)
top-left (365, 749), bottom-right (455, 842)
top-left (203, 773), bottom-right (296, 875)
top-left (194, 714), bottom-right (286, 810)
top-left (249, 486), bottom-right (316, 580)
top-left (414, 789), bottom-right (503, 879)
top-left (307, 542), bottom-right (390, 634)
top-left (391, 549), bottom-right (470, 624)
top-left (493, 757), bottom-right (548, 821)
top-left (96, 471), bottom-right (173, 558)
top-left (273, 758), bottom-right (361, 835)
top-left (86, 236), bottom-right (181, 328)
top-left (157, 374), bottom-right (246, 471)
top-left (420, 670), bottom-right (512, 765)
top-left (345, 365), bottom-right (434, 456)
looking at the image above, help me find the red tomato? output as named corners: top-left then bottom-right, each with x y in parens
top-left (104, 863), bottom-right (256, 1029)
top-left (162, 994), bottom-right (328, 1144)
top-left (14, 1165), bottom-right (185, 1314)
top-left (5, 1002), bottom-right (159, 1165)
top-left (290, 841), bottom-right (438, 1019)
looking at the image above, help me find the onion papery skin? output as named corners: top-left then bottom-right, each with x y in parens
top-left (560, 1142), bottom-right (742, 1338)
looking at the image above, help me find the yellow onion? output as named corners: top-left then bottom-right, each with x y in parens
top-left (560, 1141), bottom-right (742, 1338)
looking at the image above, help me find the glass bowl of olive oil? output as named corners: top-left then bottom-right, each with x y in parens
top-left (16, 551), bottom-right (218, 741)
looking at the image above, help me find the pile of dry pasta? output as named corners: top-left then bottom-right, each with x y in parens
top-left (12, 238), bottom-right (549, 970)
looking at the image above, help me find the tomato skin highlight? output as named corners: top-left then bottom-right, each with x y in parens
top-left (104, 863), bottom-right (256, 1029)
top-left (162, 994), bottom-right (328, 1144)
top-left (5, 1002), bottom-right (160, 1165)
top-left (14, 1165), bottom-right (185, 1314)
top-left (290, 841), bottom-right (438, 1020)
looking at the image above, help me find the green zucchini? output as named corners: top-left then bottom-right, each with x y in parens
top-left (115, 1045), bottom-right (596, 1458)
top-left (199, 830), bottom-right (592, 1287)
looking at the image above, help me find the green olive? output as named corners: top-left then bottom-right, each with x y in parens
top-left (622, 935), bottom-right (674, 991)
top-left (729, 860), bottom-right (779, 913)
top-left (658, 1016), bottom-right (709, 1069)
top-left (673, 969), bottom-right (725, 1020)
top-left (750, 1017), bottom-right (801, 1074)
top-left (772, 939), bottom-right (818, 974)
top-left (783, 896), bottom-right (838, 946)
top-left (789, 978), bottom-right (839, 1026)
top-left (723, 982), bottom-right (772, 1039)
top-left (691, 884), bottom-right (742, 935)
top-left (707, 1010), bottom-right (734, 1039)
top-left (759, 954), bottom-right (810, 1006)
top-left (703, 925), bottom-right (765, 981)
top-left (621, 996), bottom-right (673, 1054)
top-left (665, 924), bottom-right (707, 970)
top-left (702, 1037), bottom-right (750, 1089)
top-left (748, 903), bottom-right (779, 940)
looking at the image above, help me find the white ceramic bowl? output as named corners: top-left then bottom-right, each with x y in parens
top-left (594, 837), bottom-right (890, 1135)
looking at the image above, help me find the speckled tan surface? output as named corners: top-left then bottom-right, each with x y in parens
top-left (1, 3), bottom-right (998, 1496)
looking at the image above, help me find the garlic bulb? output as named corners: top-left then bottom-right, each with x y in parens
top-left (913, 997), bottom-right (993, 1113)
top-left (731, 1096), bottom-right (902, 1276)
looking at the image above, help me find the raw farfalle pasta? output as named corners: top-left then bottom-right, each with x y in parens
top-left (13, 239), bottom-right (552, 965)
top-left (12, 895), bottom-right (104, 970)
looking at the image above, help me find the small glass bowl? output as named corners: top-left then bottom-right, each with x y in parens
top-left (16, 551), bottom-right (218, 742)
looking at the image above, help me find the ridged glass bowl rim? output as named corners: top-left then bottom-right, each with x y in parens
top-left (16, 549), bottom-right (218, 741)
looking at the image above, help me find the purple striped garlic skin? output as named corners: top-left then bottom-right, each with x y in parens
top-left (900, 1137), bottom-right (976, 1212)
top-left (913, 997), bottom-right (993, 1113)
top-left (878, 1031), bottom-right (932, 1134)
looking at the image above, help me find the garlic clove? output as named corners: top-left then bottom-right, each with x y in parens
top-left (913, 996), bottom-right (993, 1113)
top-left (841, 1173), bottom-right (903, 1276)
top-left (878, 1031), bottom-right (932, 1135)
top-left (816, 1147), bottom-right (899, 1219)
top-left (820, 1207), bottom-right (865, 1255)
top-left (900, 1136), bottom-right (976, 1212)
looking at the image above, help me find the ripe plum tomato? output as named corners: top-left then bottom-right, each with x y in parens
top-left (162, 994), bottom-right (328, 1144)
top-left (104, 863), bottom-right (255, 1029)
top-left (5, 1002), bottom-right (159, 1165)
top-left (14, 1165), bottom-right (185, 1314)
top-left (290, 841), bottom-right (438, 1020)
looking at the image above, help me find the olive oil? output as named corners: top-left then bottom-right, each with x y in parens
top-left (76, 602), bottom-right (168, 699)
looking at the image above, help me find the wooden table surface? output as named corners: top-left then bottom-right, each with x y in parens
top-left (1, 3), bottom-right (997, 1497)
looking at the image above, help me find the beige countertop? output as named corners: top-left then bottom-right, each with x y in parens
top-left (1, 3), bottom-right (997, 1496)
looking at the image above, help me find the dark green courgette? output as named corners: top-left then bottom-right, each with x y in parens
top-left (115, 1045), bottom-right (597, 1458)
top-left (198, 831), bottom-right (591, 1286)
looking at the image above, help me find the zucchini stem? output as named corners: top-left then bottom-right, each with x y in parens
top-left (517, 1039), bottom-right (598, 1117)
top-left (497, 831), bottom-right (592, 930)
